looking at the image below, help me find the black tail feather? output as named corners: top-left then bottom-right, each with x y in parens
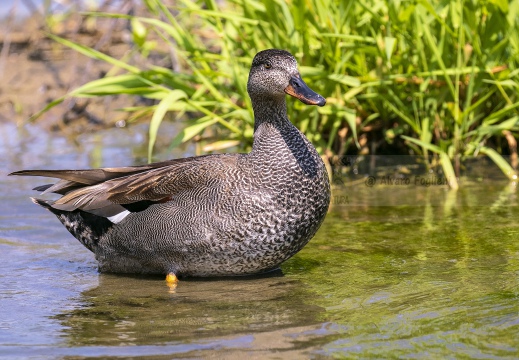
top-left (31, 197), bottom-right (113, 252)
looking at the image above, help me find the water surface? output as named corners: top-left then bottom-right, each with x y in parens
top-left (1, 122), bottom-right (518, 358)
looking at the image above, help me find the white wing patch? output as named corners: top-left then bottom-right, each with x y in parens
top-left (107, 210), bottom-right (131, 224)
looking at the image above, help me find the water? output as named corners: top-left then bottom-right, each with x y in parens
top-left (1, 121), bottom-right (519, 358)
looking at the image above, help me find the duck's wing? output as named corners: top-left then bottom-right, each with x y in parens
top-left (10, 154), bottom-right (237, 217)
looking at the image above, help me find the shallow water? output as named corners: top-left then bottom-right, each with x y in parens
top-left (1, 122), bottom-right (518, 359)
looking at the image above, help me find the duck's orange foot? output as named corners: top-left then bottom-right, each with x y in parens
top-left (165, 273), bottom-right (178, 292)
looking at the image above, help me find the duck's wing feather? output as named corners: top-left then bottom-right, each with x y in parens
top-left (10, 154), bottom-right (237, 214)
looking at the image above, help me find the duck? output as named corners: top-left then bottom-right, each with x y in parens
top-left (9, 49), bottom-right (331, 286)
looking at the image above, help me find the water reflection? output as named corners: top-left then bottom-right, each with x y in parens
top-left (54, 272), bottom-right (323, 347)
top-left (298, 185), bottom-right (519, 357)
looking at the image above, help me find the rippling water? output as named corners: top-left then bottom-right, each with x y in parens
top-left (1, 121), bottom-right (518, 358)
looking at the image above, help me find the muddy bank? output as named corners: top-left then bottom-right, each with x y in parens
top-left (0, 4), bottom-right (163, 135)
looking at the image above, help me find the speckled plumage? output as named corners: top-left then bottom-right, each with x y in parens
top-left (10, 49), bottom-right (331, 277)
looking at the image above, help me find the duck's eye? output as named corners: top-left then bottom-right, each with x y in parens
top-left (264, 62), bottom-right (272, 69)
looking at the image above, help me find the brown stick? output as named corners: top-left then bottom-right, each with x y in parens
top-left (503, 130), bottom-right (518, 170)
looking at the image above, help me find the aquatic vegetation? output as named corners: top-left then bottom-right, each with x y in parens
top-left (33, 0), bottom-right (519, 187)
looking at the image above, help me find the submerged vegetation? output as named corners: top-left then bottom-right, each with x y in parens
top-left (34, 0), bottom-right (519, 188)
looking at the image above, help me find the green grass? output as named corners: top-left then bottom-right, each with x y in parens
top-left (33, 0), bottom-right (519, 188)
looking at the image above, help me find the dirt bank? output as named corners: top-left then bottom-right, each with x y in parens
top-left (0, 5), bottom-right (151, 135)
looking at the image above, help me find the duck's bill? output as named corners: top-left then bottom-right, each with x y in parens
top-left (284, 76), bottom-right (326, 107)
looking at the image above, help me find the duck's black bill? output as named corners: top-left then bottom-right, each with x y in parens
top-left (284, 76), bottom-right (326, 107)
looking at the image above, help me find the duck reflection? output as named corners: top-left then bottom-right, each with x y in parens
top-left (53, 271), bottom-right (324, 347)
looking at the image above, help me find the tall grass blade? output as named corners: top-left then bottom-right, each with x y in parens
top-left (148, 90), bottom-right (187, 162)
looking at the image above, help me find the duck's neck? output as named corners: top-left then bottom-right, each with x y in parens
top-left (251, 96), bottom-right (290, 131)
top-left (251, 97), bottom-right (293, 151)
top-left (250, 96), bottom-right (321, 178)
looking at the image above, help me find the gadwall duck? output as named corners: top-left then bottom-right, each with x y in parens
top-left (10, 49), bottom-right (330, 285)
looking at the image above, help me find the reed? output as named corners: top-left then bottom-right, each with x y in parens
top-left (34, 0), bottom-right (519, 187)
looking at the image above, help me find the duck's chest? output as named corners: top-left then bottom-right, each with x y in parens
top-left (239, 128), bottom-right (330, 213)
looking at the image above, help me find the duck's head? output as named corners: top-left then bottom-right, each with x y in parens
top-left (247, 49), bottom-right (326, 107)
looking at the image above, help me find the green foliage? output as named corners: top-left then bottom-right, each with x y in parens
top-left (37, 0), bottom-right (519, 186)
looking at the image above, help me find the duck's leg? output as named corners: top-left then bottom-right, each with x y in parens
top-left (165, 272), bottom-right (178, 292)
top-left (166, 273), bottom-right (178, 284)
